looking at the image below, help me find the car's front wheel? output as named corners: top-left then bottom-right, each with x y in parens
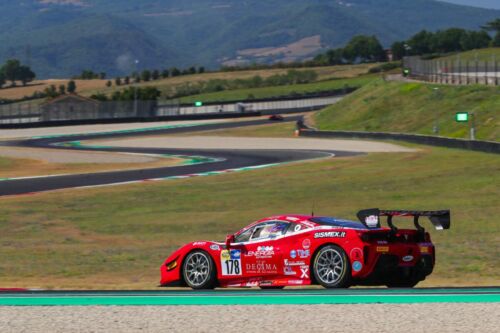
top-left (312, 245), bottom-right (351, 288)
top-left (182, 250), bottom-right (217, 289)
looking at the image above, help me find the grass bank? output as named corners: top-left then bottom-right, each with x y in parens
top-left (315, 79), bottom-right (499, 141)
top-left (440, 47), bottom-right (500, 62)
top-left (0, 144), bottom-right (498, 289)
top-left (178, 75), bottom-right (376, 104)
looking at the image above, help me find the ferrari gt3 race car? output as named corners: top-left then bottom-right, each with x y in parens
top-left (160, 209), bottom-right (450, 289)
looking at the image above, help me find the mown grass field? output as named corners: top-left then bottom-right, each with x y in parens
top-left (315, 79), bottom-right (500, 141)
top-left (178, 75), bottom-right (376, 104)
top-left (440, 47), bottom-right (500, 62)
top-left (0, 133), bottom-right (498, 289)
top-left (0, 64), bottom-right (376, 101)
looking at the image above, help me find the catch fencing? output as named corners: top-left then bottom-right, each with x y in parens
top-left (403, 55), bottom-right (500, 86)
top-left (0, 94), bottom-right (344, 126)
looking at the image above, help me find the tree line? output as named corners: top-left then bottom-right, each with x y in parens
top-left (391, 18), bottom-right (500, 60)
top-left (0, 59), bottom-right (36, 89)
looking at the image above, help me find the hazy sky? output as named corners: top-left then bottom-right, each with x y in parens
top-left (439, 0), bottom-right (500, 10)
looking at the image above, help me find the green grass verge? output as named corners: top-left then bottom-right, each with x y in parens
top-left (439, 47), bottom-right (500, 62)
top-left (178, 76), bottom-right (377, 104)
top-left (315, 79), bottom-right (500, 141)
top-left (0, 144), bottom-right (498, 289)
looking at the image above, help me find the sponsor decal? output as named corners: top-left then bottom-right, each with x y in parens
top-left (350, 248), bottom-right (363, 260)
top-left (230, 249), bottom-right (241, 260)
top-left (376, 246), bottom-right (389, 253)
top-left (288, 280), bottom-right (304, 285)
top-left (221, 250), bottom-right (242, 276)
top-left (302, 239), bottom-right (311, 250)
top-left (352, 261), bottom-right (363, 272)
top-left (259, 281), bottom-right (273, 286)
top-left (294, 225), bottom-right (302, 232)
top-left (246, 261), bottom-right (278, 274)
top-left (365, 215), bottom-right (379, 227)
top-left (297, 249), bottom-right (310, 258)
top-left (284, 266), bottom-right (296, 276)
top-left (210, 244), bottom-right (220, 251)
top-left (247, 246), bottom-right (274, 258)
top-left (284, 259), bottom-right (306, 266)
top-left (290, 250), bottom-right (297, 259)
top-left (402, 255), bottom-right (414, 262)
top-left (314, 231), bottom-right (346, 239)
top-left (221, 250), bottom-right (230, 260)
top-left (300, 267), bottom-right (309, 279)
top-left (193, 242), bottom-right (206, 246)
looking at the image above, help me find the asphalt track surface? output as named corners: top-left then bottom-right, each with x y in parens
top-left (0, 288), bottom-right (498, 306)
top-left (0, 116), bottom-right (359, 196)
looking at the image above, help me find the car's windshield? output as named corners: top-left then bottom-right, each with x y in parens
top-left (234, 221), bottom-right (289, 243)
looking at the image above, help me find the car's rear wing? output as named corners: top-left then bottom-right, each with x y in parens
top-left (356, 208), bottom-right (451, 231)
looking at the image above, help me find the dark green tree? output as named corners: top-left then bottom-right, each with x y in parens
top-left (17, 65), bottom-right (36, 86)
top-left (152, 70), bottom-right (160, 80)
top-left (198, 66), bottom-right (205, 74)
top-left (161, 69), bottom-right (169, 78)
top-left (99, 72), bottom-right (106, 80)
top-left (124, 76), bottom-right (130, 85)
top-left (90, 93), bottom-right (108, 101)
top-left (44, 84), bottom-right (58, 98)
top-left (0, 71), bottom-right (5, 88)
top-left (407, 30), bottom-right (434, 55)
top-left (2, 59), bottom-right (21, 86)
top-left (141, 70), bottom-right (151, 82)
top-left (391, 41), bottom-right (406, 61)
top-left (431, 28), bottom-right (467, 53)
top-left (106, 80), bottom-right (112, 87)
top-left (188, 66), bottom-right (196, 74)
top-left (343, 35), bottom-right (386, 63)
top-left (460, 31), bottom-right (491, 50)
top-left (170, 67), bottom-right (181, 76)
top-left (115, 77), bottom-right (122, 86)
top-left (58, 84), bottom-right (66, 95)
top-left (67, 80), bottom-right (77, 93)
top-left (482, 18), bottom-right (500, 46)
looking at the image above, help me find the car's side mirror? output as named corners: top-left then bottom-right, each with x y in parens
top-left (225, 234), bottom-right (235, 249)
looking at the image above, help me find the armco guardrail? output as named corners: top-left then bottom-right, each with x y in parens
top-left (299, 129), bottom-right (499, 154)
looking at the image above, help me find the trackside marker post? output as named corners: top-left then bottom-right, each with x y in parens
top-left (455, 112), bottom-right (475, 140)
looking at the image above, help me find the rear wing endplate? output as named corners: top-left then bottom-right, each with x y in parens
top-left (357, 209), bottom-right (451, 231)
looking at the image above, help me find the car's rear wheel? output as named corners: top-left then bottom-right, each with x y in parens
top-left (182, 250), bottom-right (217, 289)
top-left (313, 245), bottom-right (351, 288)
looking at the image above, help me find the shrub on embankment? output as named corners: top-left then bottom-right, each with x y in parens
top-left (315, 80), bottom-right (499, 142)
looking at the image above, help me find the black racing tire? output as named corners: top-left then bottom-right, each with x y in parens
top-left (259, 286), bottom-right (285, 290)
top-left (182, 250), bottom-right (217, 289)
top-left (312, 244), bottom-right (351, 288)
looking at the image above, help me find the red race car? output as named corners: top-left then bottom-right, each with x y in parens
top-left (160, 209), bottom-right (450, 289)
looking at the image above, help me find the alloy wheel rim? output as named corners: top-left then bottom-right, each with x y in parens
top-left (316, 248), bottom-right (344, 284)
top-left (185, 253), bottom-right (210, 287)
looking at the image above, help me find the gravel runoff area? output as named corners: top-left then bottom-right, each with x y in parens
top-left (94, 135), bottom-right (416, 153)
top-left (1, 303), bottom-right (498, 333)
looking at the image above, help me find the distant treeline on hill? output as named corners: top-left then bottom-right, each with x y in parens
top-left (391, 18), bottom-right (500, 60)
top-left (0, 59), bottom-right (36, 89)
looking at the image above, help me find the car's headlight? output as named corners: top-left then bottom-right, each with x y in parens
top-left (166, 260), bottom-right (178, 271)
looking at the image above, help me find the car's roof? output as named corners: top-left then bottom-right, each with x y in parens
top-left (256, 215), bottom-right (367, 229)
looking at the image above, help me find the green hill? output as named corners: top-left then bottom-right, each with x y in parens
top-left (315, 80), bottom-right (500, 141)
top-left (1, 0), bottom-right (499, 78)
